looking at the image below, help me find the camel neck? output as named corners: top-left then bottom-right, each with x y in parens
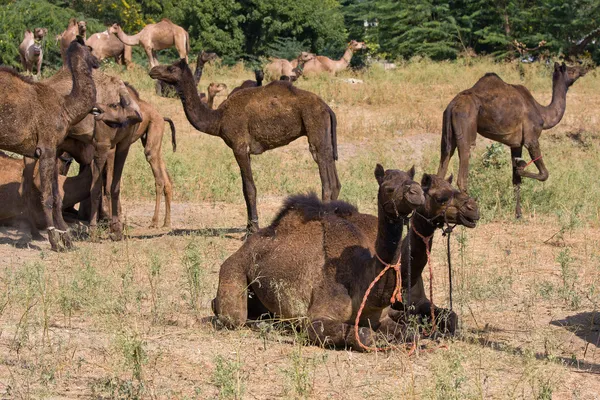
top-left (63, 57), bottom-right (96, 126)
top-left (401, 209), bottom-right (437, 290)
top-left (540, 76), bottom-right (568, 129)
top-left (333, 48), bottom-right (353, 72)
top-left (174, 68), bottom-right (221, 136)
top-left (116, 28), bottom-right (140, 46)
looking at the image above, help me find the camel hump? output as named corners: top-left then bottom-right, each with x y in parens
top-left (161, 18), bottom-right (173, 23)
top-left (270, 193), bottom-right (357, 228)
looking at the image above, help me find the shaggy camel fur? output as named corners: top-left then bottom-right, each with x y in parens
top-left (0, 152), bottom-right (92, 230)
top-left (302, 41), bottom-right (365, 75)
top-left (264, 52), bottom-right (315, 81)
top-left (213, 165), bottom-right (425, 350)
top-left (59, 19), bottom-right (87, 66)
top-left (228, 70), bottom-right (264, 97)
top-left (150, 59), bottom-right (340, 233)
top-left (44, 68), bottom-right (142, 239)
top-left (19, 28), bottom-right (48, 77)
top-left (437, 63), bottom-right (586, 218)
top-left (0, 38), bottom-right (98, 250)
top-left (110, 19), bottom-right (189, 69)
top-left (86, 29), bottom-right (132, 67)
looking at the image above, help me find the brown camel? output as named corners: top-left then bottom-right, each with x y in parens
top-left (149, 59), bottom-right (341, 233)
top-left (109, 19), bottom-right (189, 69)
top-left (212, 165), bottom-right (424, 350)
top-left (436, 63), bottom-right (586, 218)
top-left (86, 29), bottom-right (132, 68)
top-left (44, 68), bottom-right (142, 240)
top-left (19, 28), bottom-right (48, 77)
top-left (0, 37), bottom-right (99, 250)
top-left (302, 41), bottom-right (365, 75)
top-left (264, 51), bottom-right (315, 81)
top-left (228, 70), bottom-right (264, 98)
top-left (59, 19), bottom-right (87, 66)
top-left (0, 152), bottom-right (92, 230)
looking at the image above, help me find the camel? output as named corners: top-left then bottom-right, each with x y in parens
top-left (19, 28), bottom-right (48, 77)
top-left (212, 165), bottom-right (425, 350)
top-left (264, 52), bottom-right (315, 81)
top-left (0, 152), bottom-right (92, 230)
top-left (201, 83), bottom-right (228, 109)
top-left (149, 59), bottom-right (341, 233)
top-left (228, 70), bottom-right (264, 97)
top-left (156, 50), bottom-right (217, 97)
top-left (109, 19), bottom-right (190, 69)
top-left (44, 68), bottom-right (142, 240)
top-left (436, 62), bottom-right (586, 218)
top-left (59, 19), bottom-right (87, 66)
top-left (301, 41), bottom-right (365, 75)
top-left (86, 29), bottom-right (132, 68)
top-left (0, 37), bottom-right (99, 250)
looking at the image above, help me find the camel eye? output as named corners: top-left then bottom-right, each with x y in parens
top-left (110, 103), bottom-right (118, 109)
top-left (437, 196), bottom-right (450, 204)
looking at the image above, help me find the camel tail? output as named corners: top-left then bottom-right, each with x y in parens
top-left (328, 105), bottom-right (338, 161)
top-left (185, 31), bottom-right (190, 55)
top-left (441, 104), bottom-right (453, 161)
top-left (164, 117), bottom-right (176, 152)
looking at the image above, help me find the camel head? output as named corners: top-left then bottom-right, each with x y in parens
top-left (254, 69), bottom-right (264, 84)
top-left (375, 164), bottom-right (424, 219)
top-left (419, 174), bottom-right (480, 229)
top-left (149, 59), bottom-right (189, 85)
top-left (78, 20), bottom-right (87, 36)
top-left (297, 51), bottom-right (315, 62)
top-left (207, 82), bottom-right (227, 97)
top-left (553, 62), bottom-right (586, 87)
top-left (92, 81), bottom-right (142, 128)
top-left (108, 23), bottom-right (121, 35)
top-left (198, 50), bottom-right (218, 64)
top-left (33, 28), bottom-right (47, 41)
top-left (348, 40), bottom-right (366, 52)
top-left (66, 36), bottom-right (100, 72)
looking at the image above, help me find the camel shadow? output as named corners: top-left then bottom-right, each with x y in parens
top-left (129, 227), bottom-right (246, 241)
top-left (0, 226), bottom-right (43, 250)
top-left (550, 312), bottom-right (600, 348)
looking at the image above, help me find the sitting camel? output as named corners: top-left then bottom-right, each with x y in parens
top-left (301, 41), bottom-right (365, 76)
top-left (19, 28), bottom-right (48, 77)
top-left (264, 52), bottom-right (315, 81)
top-left (109, 19), bottom-right (189, 69)
top-left (59, 19), bottom-right (87, 66)
top-left (228, 70), bottom-right (264, 98)
top-left (213, 165), bottom-right (424, 350)
top-left (0, 38), bottom-right (99, 250)
top-left (149, 59), bottom-right (340, 234)
top-left (86, 29), bottom-right (132, 68)
top-left (436, 63), bottom-right (586, 218)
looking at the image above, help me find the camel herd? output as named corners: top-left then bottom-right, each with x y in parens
top-left (0, 17), bottom-right (588, 351)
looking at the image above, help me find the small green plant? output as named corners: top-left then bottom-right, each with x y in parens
top-left (147, 252), bottom-right (163, 323)
top-left (557, 249), bottom-right (580, 309)
top-left (482, 143), bottom-right (508, 169)
top-left (115, 330), bottom-right (147, 399)
top-left (212, 354), bottom-right (245, 399)
top-left (182, 240), bottom-right (206, 311)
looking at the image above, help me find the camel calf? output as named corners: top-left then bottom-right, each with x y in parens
top-left (19, 28), bottom-right (47, 77)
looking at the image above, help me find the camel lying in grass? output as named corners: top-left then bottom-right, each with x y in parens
top-left (213, 164), bottom-right (425, 350)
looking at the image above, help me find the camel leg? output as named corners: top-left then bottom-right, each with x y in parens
top-left (108, 142), bottom-right (131, 241)
top-left (511, 147), bottom-right (524, 218)
top-left (142, 127), bottom-right (171, 228)
top-left (517, 140), bottom-right (549, 181)
top-left (21, 157), bottom-right (43, 240)
top-left (456, 138), bottom-right (472, 193)
top-left (212, 250), bottom-right (249, 328)
top-left (233, 150), bottom-right (259, 234)
top-left (89, 145), bottom-right (110, 236)
top-left (307, 319), bottom-right (375, 351)
top-left (310, 146), bottom-right (340, 202)
top-left (51, 156), bottom-right (69, 231)
top-left (144, 47), bottom-right (155, 69)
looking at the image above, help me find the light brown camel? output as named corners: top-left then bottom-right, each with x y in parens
top-left (109, 19), bottom-right (189, 69)
top-left (436, 63), bottom-right (586, 218)
top-left (301, 40), bottom-right (365, 75)
top-left (149, 59), bottom-right (341, 233)
top-left (0, 152), bottom-right (92, 230)
top-left (0, 37), bottom-right (99, 250)
top-left (201, 83), bottom-right (228, 109)
top-left (228, 70), bottom-right (264, 98)
top-left (212, 165), bottom-right (425, 350)
top-left (59, 19), bottom-right (87, 66)
top-left (19, 28), bottom-right (48, 77)
top-left (264, 51), bottom-right (315, 81)
top-left (86, 29), bottom-right (132, 68)
top-left (44, 68), bottom-right (142, 240)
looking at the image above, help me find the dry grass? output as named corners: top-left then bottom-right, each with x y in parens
top-left (0, 57), bottom-right (599, 399)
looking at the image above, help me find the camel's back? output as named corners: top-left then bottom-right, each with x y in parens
top-left (467, 73), bottom-right (529, 103)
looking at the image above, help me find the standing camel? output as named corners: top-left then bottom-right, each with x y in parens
top-left (19, 28), bottom-right (48, 77)
top-left (149, 59), bottom-right (340, 234)
top-left (0, 38), bottom-right (99, 250)
top-left (109, 19), bottom-right (189, 69)
top-left (436, 63), bottom-right (586, 218)
top-left (86, 29), bottom-right (132, 68)
top-left (301, 41), bottom-right (365, 76)
top-left (59, 19), bottom-right (87, 66)
top-left (212, 165), bottom-right (424, 350)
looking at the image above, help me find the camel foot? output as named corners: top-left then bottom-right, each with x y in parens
top-left (433, 308), bottom-right (458, 335)
top-left (149, 222), bottom-right (159, 229)
top-left (162, 221), bottom-right (171, 229)
top-left (109, 221), bottom-right (124, 241)
top-left (242, 220), bottom-right (259, 240)
top-left (48, 228), bottom-right (74, 252)
top-left (89, 225), bottom-right (101, 243)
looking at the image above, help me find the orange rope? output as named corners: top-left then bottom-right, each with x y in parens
top-left (411, 223), bottom-right (436, 336)
top-left (524, 154), bottom-right (542, 168)
top-left (354, 253), bottom-right (402, 352)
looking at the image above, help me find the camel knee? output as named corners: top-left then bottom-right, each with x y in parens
top-left (539, 170), bottom-right (549, 181)
top-left (212, 295), bottom-right (246, 329)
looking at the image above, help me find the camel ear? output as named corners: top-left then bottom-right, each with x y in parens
top-left (375, 164), bottom-right (385, 185)
top-left (446, 174), bottom-right (453, 184)
top-left (560, 62), bottom-right (567, 72)
top-left (554, 62), bottom-right (560, 71)
top-left (421, 174), bottom-right (432, 192)
top-left (408, 165), bottom-right (416, 179)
